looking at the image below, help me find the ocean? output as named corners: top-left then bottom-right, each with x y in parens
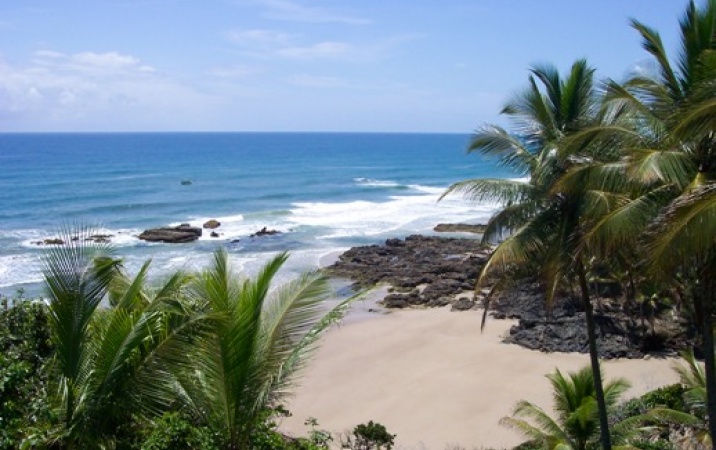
top-left (0, 132), bottom-right (512, 296)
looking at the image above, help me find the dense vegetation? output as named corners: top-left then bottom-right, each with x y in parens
top-left (444, 0), bottom-right (716, 448)
top-left (3, 1), bottom-right (716, 449)
top-left (0, 228), bottom-right (362, 450)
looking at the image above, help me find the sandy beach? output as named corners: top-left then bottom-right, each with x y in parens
top-left (280, 288), bottom-right (680, 450)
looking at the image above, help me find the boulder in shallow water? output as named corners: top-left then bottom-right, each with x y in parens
top-left (250, 227), bottom-right (280, 237)
top-left (203, 219), bottom-right (221, 229)
top-left (139, 224), bottom-right (202, 243)
top-left (434, 223), bottom-right (487, 234)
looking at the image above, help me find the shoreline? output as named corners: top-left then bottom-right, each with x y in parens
top-left (280, 286), bottom-right (680, 449)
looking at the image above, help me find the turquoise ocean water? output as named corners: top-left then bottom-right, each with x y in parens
top-left (0, 132), bottom-right (513, 296)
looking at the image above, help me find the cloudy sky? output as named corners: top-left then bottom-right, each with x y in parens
top-left (0, 1), bottom-right (686, 132)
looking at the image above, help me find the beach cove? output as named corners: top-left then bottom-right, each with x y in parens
top-left (277, 235), bottom-right (685, 449)
top-left (280, 299), bottom-right (679, 449)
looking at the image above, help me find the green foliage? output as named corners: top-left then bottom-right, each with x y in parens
top-left (501, 366), bottom-right (636, 450)
top-left (0, 294), bottom-right (54, 449)
top-left (627, 439), bottom-right (676, 450)
top-left (175, 249), bottom-right (351, 449)
top-left (617, 384), bottom-right (687, 420)
top-left (341, 421), bottom-right (396, 450)
top-left (304, 416), bottom-right (332, 449)
top-left (140, 412), bottom-right (218, 450)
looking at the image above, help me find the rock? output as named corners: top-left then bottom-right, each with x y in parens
top-left (210, 231), bottom-right (220, 238)
top-left (434, 223), bottom-right (487, 234)
top-left (43, 238), bottom-right (64, 245)
top-left (139, 224), bottom-right (202, 243)
top-left (251, 227), bottom-right (280, 237)
top-left (326, 235), bottom-right (489, 291)
top-left (326, 233), bottom-right (691, 359)
top-left (203, 219), bottom-right (221, 229)
top-left (86, 234), bottom-right (113, 243)
top-left (382, 294), bottom-right (410, 309)
top-left (451, 297), bottom-right (474, 311)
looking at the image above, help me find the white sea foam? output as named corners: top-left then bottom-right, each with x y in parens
top-left (18, 227), bottom-right (142, 248)
top-left (354, 178), bottom-right (402, 188)
top-left (0, 254), bottom-right (44, 288)
top-left (289, 190), bottom-right (500, 239)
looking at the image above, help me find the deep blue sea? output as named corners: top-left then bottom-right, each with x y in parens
top-left (0, 132), bottom-right (513, 296)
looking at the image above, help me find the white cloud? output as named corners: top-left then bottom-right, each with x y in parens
top-left (0, 52), bottom-right (222, 131)
top-left (277, 41), bottom-right (351, 60)
top-left (252, 0), bottom-right (370, 25)
top-left (225, 29), bottom-right (295, 47)
top-left (32, 50), bottom-right (156, 74)
top-left (286, 74), bottom-right (352, 88)
top-left (206, 64), bottom-right (259, 78)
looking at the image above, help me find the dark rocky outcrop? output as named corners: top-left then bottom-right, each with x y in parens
top-left (138, 224), bottom-right (202, 243)
top-left (41, 238), bottom-right (64, 245)
top-left (203, 219), bottom-right (221, 229)
top-left (33, 233), bottom-right (115, 246)
top-left (328, 234), bottom-right (692, 359)
top-left (434, 223), bottom-right (487, 234)
top-left (250, 227), bottom-right (281, 237)
top-left (326, 235), bottom-right (490, 309)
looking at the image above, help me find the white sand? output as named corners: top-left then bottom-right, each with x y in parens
top-left (280, 292), bottom-right (680, 450)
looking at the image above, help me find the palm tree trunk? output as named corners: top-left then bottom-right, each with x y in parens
top-left (576, 259), bottom-right (612, 450)
top-left (698, 273), bottom-right (716, 450)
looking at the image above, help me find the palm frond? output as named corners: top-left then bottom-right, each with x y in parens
top-left (466, 125), bottom-right (537, 174)
top-left (441, 178), bottom-right (533, 205)
top-left (648, 183), bottom-right (716, 273)
top-left (627, 148), bottom-right (696, 188)
top-left (630, 19), bottom-right (682, 100)
top-left (42, 226), bottom-right (121, 428)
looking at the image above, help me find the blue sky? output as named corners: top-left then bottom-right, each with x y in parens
top-left (0, 1), bottom-right (687, 132)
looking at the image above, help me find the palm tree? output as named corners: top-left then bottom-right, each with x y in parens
top-left (501, 366), bottom-right (634, 450)
top-left (561, 2), bottom-right (716, 444)
top-left (444, 59), bottom-right (622, 449)
top-left (42, 228), bottom-right (200, 448)
top-left (172, 249), bottom-right (350, 449)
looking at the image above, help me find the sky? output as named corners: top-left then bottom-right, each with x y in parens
top-left (0, 1), bottom-right (689, 133)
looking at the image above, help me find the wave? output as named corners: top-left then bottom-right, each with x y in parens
top-left (354, 177), bottom-right (404, 188)
top-left (288, 189), bottom-right (500, 239)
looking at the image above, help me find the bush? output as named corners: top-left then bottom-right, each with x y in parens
top-left (0, 295), bottom-right (54, 449)
top-left (341, 421), bottom-right (396, 450)
top-left (616, 384), bottom-right (687, 421)
top-left (140, 412), bottom-right (218, 450)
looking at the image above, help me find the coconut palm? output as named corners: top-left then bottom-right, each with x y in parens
top-left (558, 2), bottom-right (716, 444)
top-left (172, 249), bottom-right (350, 449)
top-left (501, 366), bottom-right (634, 450)
top-left (41, 228), bottom-right (201, 448)
top-left (443, 59), bottom-right (623, 449)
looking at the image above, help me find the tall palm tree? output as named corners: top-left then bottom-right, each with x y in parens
top-left (444, 59), bottom-right (621, 449)
top-left (501, 366), bottom-right (634, 450)
top-left (561, 2), bottom-right (716, 445)
top-left (173, 249), bottom-right (350, 449)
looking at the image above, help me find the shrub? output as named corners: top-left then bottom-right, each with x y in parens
top-left (616, 384), bottom-right (687, 421)
top-left (341, 421), bottom-right (396, 450)
top-left (140, 412), bottom-right (218, 450)
top-left (0, 295), bottom-right (54, 449)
